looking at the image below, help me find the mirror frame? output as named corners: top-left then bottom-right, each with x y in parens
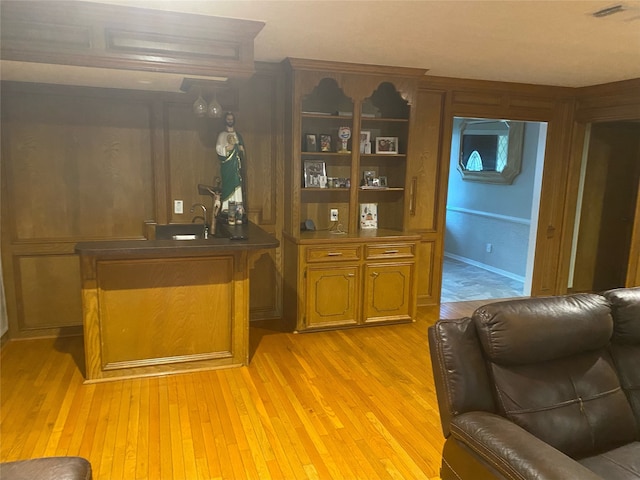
top-left (457, 121), bottom-right (525, 184)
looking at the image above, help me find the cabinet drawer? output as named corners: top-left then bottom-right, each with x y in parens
top-left (366, 243), bottom-right (415, 260)
top-left (306, 245), bottom-right (361, 263)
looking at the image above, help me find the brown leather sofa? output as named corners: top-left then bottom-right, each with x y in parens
top-left (428, 287), bottom-right (640, 480)
top-left (0, 456), bottom-right (92, 480)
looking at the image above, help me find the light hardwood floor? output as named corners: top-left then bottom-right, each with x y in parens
top-left (1, 301), bottom-right (484, 480)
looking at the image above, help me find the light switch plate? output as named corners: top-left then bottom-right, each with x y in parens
top-left (174, 200), bottom-right (183, 214)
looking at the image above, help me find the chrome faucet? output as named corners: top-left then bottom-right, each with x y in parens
top-left (190, 203), bottom-right (208, 239)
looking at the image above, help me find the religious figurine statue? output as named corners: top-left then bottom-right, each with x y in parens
top-left (216, 111), bottom-right (246, 221)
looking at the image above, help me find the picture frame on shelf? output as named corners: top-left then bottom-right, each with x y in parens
top-left (375, 136), bottom-right (398, 154)
top-left (304, 134), bottom-right (317, 152)
top-left (378, 175), bottom-right (388, 187)
top-left (360, 203), bottom-right (378, 229)
top-left (327, 177), bottom-right (350, 188)
top-left (363, 170), bottom-right (377, 186)
top-left (304, 160), bottom-right (327, 188)
top-left (319, 134), bottom-right (332, 152)
top-left (360, 130), bottom-right (371, 154)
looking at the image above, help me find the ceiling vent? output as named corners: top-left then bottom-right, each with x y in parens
top-left (592, 4), bottom-right (625, 17)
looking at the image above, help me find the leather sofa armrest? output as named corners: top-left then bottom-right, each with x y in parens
top-left (450, 412), bottom-right (603, 480)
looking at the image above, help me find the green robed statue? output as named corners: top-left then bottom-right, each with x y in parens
top-left (215, 112), bottom-right (245, 215)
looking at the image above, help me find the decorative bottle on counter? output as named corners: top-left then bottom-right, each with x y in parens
top-left (235, 202), bottom-right (244, 225)
top-left (228, 201), bottom-right (237, 225)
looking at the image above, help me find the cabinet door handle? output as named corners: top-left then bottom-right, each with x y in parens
top-left (384, 249), bottom-right (399, 254)
top-left (409, 177), bottom-right (417, 216)
top-left (327, 252), bottom-right (343, 257)
top-left (346, 273), bottom-right (355, 277)
top-left (370, 272), bottom-right (379, 278)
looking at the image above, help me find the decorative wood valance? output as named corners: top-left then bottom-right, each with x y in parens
top-left (0, 1), bottom-right (265, 79)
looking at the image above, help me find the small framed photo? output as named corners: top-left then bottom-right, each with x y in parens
top-left (304, 160), bottom-right (327, 188)
top-left (375, 136), bottom-right (398, 154)
top-left (363, 170), bottom-right (377, 186)
top-left (359, 130), bottom-right (371, 154)
top-left (304, 134), bottom-right (317, 152)
top-left (378, 175), bottom-right (388, 187)
top-left (319, 134), bottom-right (332, 152)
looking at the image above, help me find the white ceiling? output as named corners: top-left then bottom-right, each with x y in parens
top-left (2, 0), bottom-right (640, 89)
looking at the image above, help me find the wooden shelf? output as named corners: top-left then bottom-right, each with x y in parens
top-left (361, 117), bottom-right (409, 123)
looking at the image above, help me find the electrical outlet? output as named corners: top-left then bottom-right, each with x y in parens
top-left (486, 243), bottom-right (493, 253)
top-left (174, 200), bottom-right (183, 214)
top-left (330, 208), bottom-right (339, 222)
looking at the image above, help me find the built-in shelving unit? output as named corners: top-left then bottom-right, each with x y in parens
top-left (282, 58), bottom-right (427, 332)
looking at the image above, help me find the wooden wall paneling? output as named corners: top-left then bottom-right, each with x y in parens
top-left (575, 79), bottom-right (640, 122)
top-left (2, 85), bottom-right (155, 241)
top-left (406, 89), bottom-right (444, 234)
top-left (240, 64), bottom-right (285, 320)
top-left (627, 175), bottom-right (640, 287)
top-left (238, 69), bottom-right (280, 225)
top-left (405, 88), bottom-right (445, 306)
top-left (281, 236), bottom-right (300, 330)
top-left (151, 98), bottom-right (169, 226)
top-left (15, 254), bottom-right (83, 330)
top-left (557, 121), bottom-right (588, 294)
top-left (528, 99), bottom-right (576, 296)
top-left (415, 239), bottom-right (437, 305)
top-left (165, 103), bottom-right (218, 224)
top-left (1, 82), bottom-right (158, 338)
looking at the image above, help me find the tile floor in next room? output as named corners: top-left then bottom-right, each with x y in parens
top-left (440, 256), bottom-right (525, 303)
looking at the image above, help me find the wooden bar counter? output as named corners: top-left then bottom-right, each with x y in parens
top-left (75, 222), bottom-right (279, 383)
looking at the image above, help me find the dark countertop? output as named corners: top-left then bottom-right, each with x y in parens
top-left (75, 222), bottom-right (279, 257)
top-left (283, 228), bottom-right (422, 244)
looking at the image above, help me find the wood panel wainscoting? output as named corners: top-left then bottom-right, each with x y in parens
top-left (0, 301), bottom-right (485, 480)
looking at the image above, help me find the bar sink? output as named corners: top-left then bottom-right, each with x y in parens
top-left (153, 224), bottom-right (207, 240)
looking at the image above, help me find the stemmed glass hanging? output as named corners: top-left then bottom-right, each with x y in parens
top-left (193, 88), bottom-right (207, 117)
top-left (207, 92), bottom-right (222, 118)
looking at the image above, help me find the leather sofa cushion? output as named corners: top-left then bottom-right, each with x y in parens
top-left (578, 441), bottom-right (640, 479)
top-left (428, 317), bottom-right (496, 438)
top-left (604, 287), bottom-right (640, 435)
top-left (473, 294), bottom-right (637, 459)
top-left (491, 348), bottom-right (637, 458)
top-left (603, 287), bottom-right (640, 344)
top-left (0, 456), bottom-right (92, 480)
top-left (472, 294), bottom-right (612, 365)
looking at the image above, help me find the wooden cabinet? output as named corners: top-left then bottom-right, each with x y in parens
top-left (285, 235), bottom-right (418, 332)
top-left (363, 243), bottom-right (415, 323)
top-left (282, 58), bottom-right (426, 331)
top-left (305, 264), bottom-right (360, 329)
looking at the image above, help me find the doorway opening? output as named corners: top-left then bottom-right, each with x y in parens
top-left (569, 121), bottom-right (640, 293)
top-left (441, 118), bottom-right (548, 303)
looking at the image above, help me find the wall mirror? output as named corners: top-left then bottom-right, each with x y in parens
top-left (457, 118), bottom-right (525, 184)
